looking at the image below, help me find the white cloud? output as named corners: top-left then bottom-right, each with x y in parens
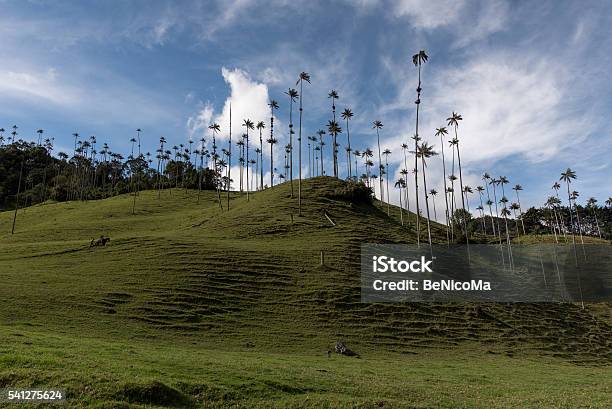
top-left (391, 0), bottom-right (466, 29)
top-left (0, 68), bottom-right (79, 106)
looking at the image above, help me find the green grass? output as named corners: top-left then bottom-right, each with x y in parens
top-left (0, 177), bottom-right (610, 408)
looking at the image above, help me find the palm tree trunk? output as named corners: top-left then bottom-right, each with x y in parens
top-left (454, 133), bottom-right (469, 249)
top-left (346, 119), bottom-right (352, 178)
top-left (298, 82), bottom-right (303, 214)
top-left (289, 99), bottom-right (294, 196)
top-left (421, 156), bottom-right (433, 250)
top-left (259, 131), bottom-right (264, 190)
top-left (270, 143), bottom-right (274, 187)
top-left (401, 154), bottom-right (410, 219)
top-left (228, 105), bottom-right (232, 209)
top-left (398, 186), bottom-right (404, 225)
top-left (385, 161), bottom-right (390, 215)
top-left (440, 135), bottom-right (450, 244)
top-left (492, 185), bottom-right (503, 245)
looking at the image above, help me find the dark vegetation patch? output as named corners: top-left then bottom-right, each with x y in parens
top-left (117, 381), bottom-right (193, 407)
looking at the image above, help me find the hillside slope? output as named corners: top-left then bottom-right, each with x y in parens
top-left (1, 177), bottom-right (609, 365)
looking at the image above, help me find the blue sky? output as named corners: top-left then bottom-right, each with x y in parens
top-left (1, 0), bottom-right (611, 211)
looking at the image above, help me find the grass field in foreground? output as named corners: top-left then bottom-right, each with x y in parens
top-left (2, 325), bottom-right (610, 409)
top-left (0, 177), bottom-right (610, 407)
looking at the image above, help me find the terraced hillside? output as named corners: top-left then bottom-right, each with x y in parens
top-left (0, 177), bottom-right (610, 408)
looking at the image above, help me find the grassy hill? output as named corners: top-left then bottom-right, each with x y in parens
top-left (1, 177), bottom-right (610, 408)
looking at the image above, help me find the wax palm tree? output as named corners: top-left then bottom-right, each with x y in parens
top-left (363, 149), bottom-right (374, 187)
top-left (36, 128), bottom-right (44, 146)
top-left (435, 126), bottom-right (450, 243)
top-left (242, 119), bottom-right (255, 201)
top-left (296, 72), bottom-right (310, 213)
top-left (396, 178), bottom-right (407, 225)
top-left (490, 178), bottom-right (503, 245)
top-left (285, 88), bottom-right (299, 196)
top-left (552, 182), bottom-right (567, 240)
top-left (345, 146), bottom-right (352, 179)
top-left (414, 142), bottom-right (438, 249)
top-left (510, 203), bottom-right (521, 240)
top-left (256, 121), bottom-right (265, 190)
top-left (587, 197), bottom-right (602, 238)
top-left (400, 168), bottom-right (410, 215)
top-left (372, 120), bottom-right (384, 202)
top-left (560, 168), bottom-right (578, 246)
top-left (476, 186), bottom-right (486, 232)
top-left (482, 173), bottom-right (496, 236)
top-left (383, 148), bottom-right (391, 215)
top-left (570, 190), bottom-right (585, 244)
top-left (327, 120), bottom-right (342, 178)
top-left (317, 129), bottom-right (326, 175)
top-left (511, 184), bottom-right (526, 235)
top-left (429, 189), bottom-right (438, 222)
top-left (307, 136), bottom-right (316, 176)
top-left (447, 173), bottom-right (459, 238)
top-left (447, 112), bottom-right (468, 244)
top-left (352, 149), bottom-right (361, 180)
top-left (341, 108), bottom-right (354, 178)
top-left (545, 196), bottom-right (560, 242)
top-left (500, 201), bottom-right (514, 268)
top-left (267, 136), bottom-right (277, 187)
top-left (327, 90), bottom-right (339, 175)
top-left (268, 100), bottom-right (279, 187)
top-left (412, 50), bottom-right (428, 246)
top-left (463, 185), bottom-right (473, 214)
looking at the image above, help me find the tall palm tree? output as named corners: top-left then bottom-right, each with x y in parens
top-left (512, 184), bottom-right (526, 235)
top-left (363, 149), bottom-right (374, 186)
top-left (545, 196), bottom-right (560, 242)
top-left (383, 148), bottom-right (392, 215)
top-left (500, 200), bottom-right (514, 269)
top-left (242, 119), bottom-right (254, 200)
top-left (429, 189), bottom-right (438, 222)
top-left (490, 178), bottom-right (503, 245)
top-left (412, 50), bottom-right (428, 247)
top-left (341, 108), bottom-right (354, 178)
top-left (400, 168), bottom-right (410, 215)
top-left (552, 182), bottom-right (567, 241)
top-left (353, 149), bottom-right (361, 180)
top-left (268, 100), bottom-right (279, 187)
top-left (482, 173), bottom-right (496, 237)
top-left (327, 120), bottom-right (342, 178)
top-left (587, 197), bottom-right (602, 238)
top-left (372, 120), bottom-right (384, 203)
top-left (36, 128), bottom-right (44, 146)
top-left (476, 186), bottom-right (486, 232)
top-left (560, 171), bottom-right (584, 307)
top-left (208, 123), bottom-right (222, 208)
top-left (395, 178), bottom-right (406, 226)
top-left (414, 142), bottom-right (438, 249)
top-left (285, 88), bottom-right (299, 196)
top-left (317, 129), bottom-right (326, 175)
top-left (328, 90), bottom-right (339, 176)
top-left (447, 112), bottom-right (468, 245)
top-left (227, 103), bottom-right (232, 209)
top-left (435, 126), bottom-right (450, 243)
top-left (463, 185), bottom-right (473, 214)
top-left (399, 144), bottom-right (412, 221)
top-left (570, 190), bottom-right (585, 245)
top-left (296, 72), bottom-right (310, 215)
top-left (256, 121), bottom-right (266, 190)
top-left (510, 203), bottom-right (521, 240)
